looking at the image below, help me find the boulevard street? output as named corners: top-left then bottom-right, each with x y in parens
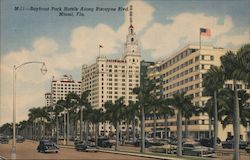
top-left (0, 140), bottom-right (156, 160)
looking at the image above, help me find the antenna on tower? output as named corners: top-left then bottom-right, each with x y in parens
top-left (130, 5), bottom-right (133, 26)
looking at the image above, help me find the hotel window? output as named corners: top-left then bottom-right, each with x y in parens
top-left (195, 56), bottom-right (199, 62)
top-left (201, 55), bottom-right (205, 60)
top-left (201, 64), bottom-right (205, 69)
top-left (195, 83), bottom-right (199, 88)
top-left (195, 65), bottom-right (199, 71)
top-left (210, 56), bottom-right (214, 60)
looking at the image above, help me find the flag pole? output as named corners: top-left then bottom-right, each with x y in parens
top-left (99, 46), bottom-right (100, 57)
top-left (199, 30), bottom-right (201, 50)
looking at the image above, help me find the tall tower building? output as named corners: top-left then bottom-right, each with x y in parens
top-left (81, 5), bottom-right (141, 135)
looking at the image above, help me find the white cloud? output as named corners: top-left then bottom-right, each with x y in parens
top-left (141, 13), bottom-right (234, 59)
top-left (33, 37), bottom-right (58, 55)
top-left (215, 29), bottom-right (250, 47)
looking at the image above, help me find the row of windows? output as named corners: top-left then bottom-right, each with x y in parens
top-left (52, 87), bottom-right (81, 90)
top-left (159, 49), bottom-right (198, 71)
top-left (145, 120), bottom-right (207, 127)
top-left (165, 83), bottom-right (201, 98)
top-left (164, 76), bottom-right (197, 91)
top-left (163, 64), bottom-right (213, 85)
top-left (53, 83), bottom-right (81, 87)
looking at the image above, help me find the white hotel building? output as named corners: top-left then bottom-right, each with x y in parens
top-left (45, 75), bottom-right (81, 105)
top-left (81, 6), bottom-right (141, 136)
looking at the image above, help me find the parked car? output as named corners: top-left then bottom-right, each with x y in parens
top-left (16, 136), bottom-right (25, 143)
top-left (245, 146), bottom-right (250, 153)
top-left (0, 136), bottom-right (9, 144)
top-left (183, 142), bottom-right (215, 157)
top-left (149, 143), bottom-right (177, 154)
top-left (222, 140), bottom-right (248, 149)
top-left (75, 142), bottom-right (98, 152)
top-left (134, 139), bottom-right (152, 148)
top-left (37, 140), bottom-right (59, 153)
top-left (97, 137), bottom-right (112, 148)
top-left (199, 137), bottom-right (221, 148)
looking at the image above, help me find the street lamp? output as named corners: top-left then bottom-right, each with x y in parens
top-left (11, 61), bottom-right (47, 159)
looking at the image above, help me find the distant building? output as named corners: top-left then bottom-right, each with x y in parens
top-left (81, 5), bottom-right (141, 136)
top-left (45, 93), bottom-right (51, 106)
top-left (49, 75), bottom-right (81, 105)
top-left (146, 44), bottom-right (250, 141)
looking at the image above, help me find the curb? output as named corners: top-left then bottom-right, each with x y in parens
top-left (99, 149), bottom-right (185, 160)
top-left (0, 155), bottom-right (7, 160)
top-left (59, 145), bottom-right (184, 160)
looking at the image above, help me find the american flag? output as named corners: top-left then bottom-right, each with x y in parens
top-left (200, 28), bottom-right (211, 36)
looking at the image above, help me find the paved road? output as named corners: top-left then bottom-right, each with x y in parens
top-left (0, 141), bottom-right (156, 160)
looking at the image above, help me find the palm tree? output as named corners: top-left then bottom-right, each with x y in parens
top-left (53, 102), bottom-right (64, 144)
top-left (203, 65), bottom-right (224, 149)
top-left (220, 44), bottom-right (250, 160)
top-left (104, 97), bottom-right (125, 151)
top-left (182, 102), bottom-right (198, 138)
top-left (133, 77), bottom-right (156, 153)
top-left (235, 44), bottom-right (250, 83)
top-left (77, 90), bottom-right (92, 142)
top-left (28, 107), bottom-right (49, 140)
top-left (89, 108), bottom-right (105, 146)
top-left (158, 99), bottom-right (174, 140)
top-left (125, 101), bottom-right (139, 143)
top-left (218, 88), bottom-right (250, 129)
top-left (64, 92), bottom-right (80, 144)
top-left (168, 92), bottom-right (193, 157)
top-left (199, 99), bottom-right (214, 139)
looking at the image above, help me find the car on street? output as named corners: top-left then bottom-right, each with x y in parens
top-left (182, 142), bottom-right (215, 157)
top-left (16, 136), bottom-right (25, 143)
top-left (199, 137), bottom-right (221, 148)
top-left (37, 140), bottom-right (59, 153)
top-left (222, 140), bottom-right (248, 149)
top-left (0, 136), bottom-right (9, 144)
top-left (246, 146), bottom-right (250, 153)
top-left (97, 137), bottom-right (113, 148)
top-left (134, 139), bottom-right (153, 148)
top-left (75, 142), bottom-right (98, 152)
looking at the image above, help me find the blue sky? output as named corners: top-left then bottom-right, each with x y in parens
top-left (0, 0), bottom-right (249, 125)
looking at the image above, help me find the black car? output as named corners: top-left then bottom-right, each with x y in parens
top-left (199, 137), bottom-right (221, 148)
top-left (37, 140), bottom-right (59, 153)
top-left (75, 142), bottom-right (98, 152)
top-left (0, 136), bottom-right (9, 144)
top-left (222, 140), bottom-right (248, 149)
top-left (97, 138), bottom-right (113, 148)
top-left (16, 136), bottom-right (25, 143)
top-left (134, 139), bottom-right (152, 148)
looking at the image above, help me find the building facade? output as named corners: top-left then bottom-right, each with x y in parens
top-left (44, 93), bottom-right (52, 106)
top-left (81, 6), bottom-right (141, 136)
top-left (49, 75), bottom-right (81, 105)
top-left (146, 44), bottom-right (249, 141)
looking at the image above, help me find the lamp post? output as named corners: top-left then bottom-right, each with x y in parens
top-left (11, 61), bottom-right (47, 159)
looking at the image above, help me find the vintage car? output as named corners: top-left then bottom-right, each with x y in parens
top-left (182, 142), bottom-right (215, 157)
top-left (75, 142), bottom-right (98, 152)
top-left (0, 136), bottom-right (9, 144)
top-left (222, 140), bottom-right (248, 149)
top-left (97, 137), bottom-right (113, 148)
top-left (37, 140), bottom-right (59, 153)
